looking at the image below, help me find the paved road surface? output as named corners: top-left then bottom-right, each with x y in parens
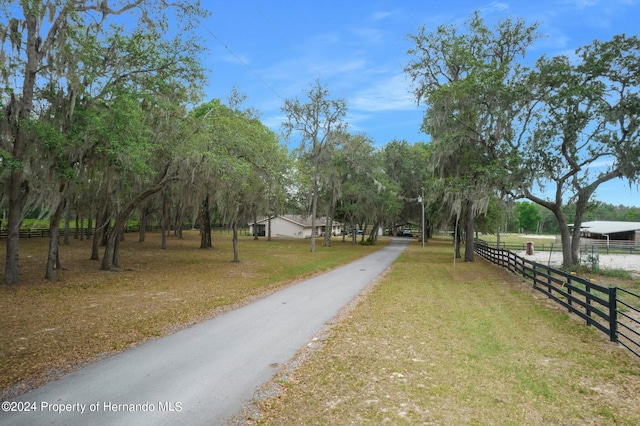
top-left (1, 238), bottom-right (409, 425)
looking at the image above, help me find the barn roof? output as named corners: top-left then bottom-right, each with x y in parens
top-left (577, 221), bottom-right (640, 235)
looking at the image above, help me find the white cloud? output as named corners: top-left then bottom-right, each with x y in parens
top-left (350, 74), bottom-right (416, 113)
top-left (371, 11), bottom-right (394, 21)
top-left (308, 58), bottom-right (368, 77)
top-left (480, 1), bottom-right (510, 12)
top-left (350, 27), bottom-right (386, 44)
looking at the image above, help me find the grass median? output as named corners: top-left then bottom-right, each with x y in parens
top-left (0, 230), bottom-right (387, 397)
top-left (256, 238), bottom-right (640, 425)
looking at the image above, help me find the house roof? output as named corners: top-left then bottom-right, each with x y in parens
top-left (252, 215), bottom-right (341, 227)
top-left (577, 221), bottom-right (640, 235)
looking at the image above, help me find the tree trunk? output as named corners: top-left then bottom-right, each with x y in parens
top-left (350, 220), bottom-right (356, 245)
top-left (232, 221), bottom-right (240, 262)
top-left (87, 215), bottom-right (93, 240)
top-left (199, 195), bottom-right (212, 249)
top-left (454, 217), bottom-right (462, 259)
top-left (111, 230), bottom-right (121, 269)
top-left (161, 194), bottom-right (168, 250)
top-left (101, 234), bottom-right (113, 270)
top-left (101, 173), bottom-right (175, 270)
top-left (46, 229), bottom-right (60, 280)
top-left (464, 201), bottom-right (475, 262)
top-left (79, 213), bottom-right (84, 241)
top-left (553, 209), bottom-right (573, 268)
top-left (174, 203), bottom-right (184, 239)
top-left (4, 11), bottom-right (39, 284)
top-left (253, 212), bottom-right (259, 240)
top-left (92, 208), bottom-right (109, 261)
top-left (267, 216), bottom-right (272, 241)
top-left (74, 212), bottom-right (79, 240)
top-left (45, 197), bottom-right (66, 280)
top-left (570, 190), bottom-right (595, 266)
top-left (91, 211), bottom-right (101, 261)
top-left (63, 200), bottom-right (71, 245)
top-left (366, 222), bottom-right (380, 245)
top-left (139, 206), bottom-right (147, 242)
top-left (324, 216), bottom-right (332, 247)
top-left (360, 224), bottom-right (367, 244)
top-left (101, 219), bottom-right (110, 246)
top-left (4, 177), bottom-right (22, 284)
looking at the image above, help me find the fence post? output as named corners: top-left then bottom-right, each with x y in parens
top-left (586, 285), bottom-right (592, 326)
top-left (608, 287), bottom-right (618, 342)
top-left (567, 275), bottom-right (572, 310)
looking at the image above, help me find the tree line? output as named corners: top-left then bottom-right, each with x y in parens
top-left (0, 2), bottom-right (423, 284)
top-left (509, 201), bottom-right (640, 235)
top-left (2, 4), bottom-right (639, 284)
top-left (405, 12), bottom-right (640, 268)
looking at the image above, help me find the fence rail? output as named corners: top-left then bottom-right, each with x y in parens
top-left (475, 240), bottom-right (640, 358)
top-left (0, 225), bottom-right (175, 240)
top-left (491, 241), bottom-right (640, 255)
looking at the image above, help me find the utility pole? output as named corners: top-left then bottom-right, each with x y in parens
top-left (419, 187), bottom-right (425, 247)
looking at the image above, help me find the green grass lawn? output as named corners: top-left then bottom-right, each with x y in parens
top-left (256, 238), bottom-right (640, 425)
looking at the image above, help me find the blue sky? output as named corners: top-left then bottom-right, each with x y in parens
top-left (197, 0), bottom-right (640, 207)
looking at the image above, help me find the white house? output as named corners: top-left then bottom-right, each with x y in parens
top-left (249, 215), bottom-right (342, 239)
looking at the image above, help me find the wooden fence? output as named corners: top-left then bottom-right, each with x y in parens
top-left (0, 225), bottom-right (173, 240)
top-left (475, 240), bottom-right (640, 358)
top-left (0, 224), bottom-right (251, 240)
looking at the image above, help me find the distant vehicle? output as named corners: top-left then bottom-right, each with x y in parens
top-left (348, 229), bottom-right (363, 235)
top-left (402, 229), bottom-right (413, 237)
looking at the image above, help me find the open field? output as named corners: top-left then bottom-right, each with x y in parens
top-left (478, 233), bottom-right (557, 246)
top-left (479, 233), bottom-right (640, 278)
top-left (255, 239), bottom-right (640, 425)
top-left (0, 231), bottom-right (386, 398)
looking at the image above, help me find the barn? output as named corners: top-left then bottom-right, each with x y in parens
top-left (578, 221), bottom-right (640, 244)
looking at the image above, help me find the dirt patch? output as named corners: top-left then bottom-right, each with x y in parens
top-left (520, 250), bottom-right (640, 277)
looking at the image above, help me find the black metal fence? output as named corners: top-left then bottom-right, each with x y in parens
top-left (475, 240), bottom-right (640, 358)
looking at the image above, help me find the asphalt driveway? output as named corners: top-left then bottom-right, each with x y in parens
top-left (0, 238), bottom-right (409, 425)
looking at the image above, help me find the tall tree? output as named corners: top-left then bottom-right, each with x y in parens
top-left (282, 80), bottom-right (348, 253)
top-left (0, 0), bottom-right (208, 283)
top-left (186, 98), bottom-right (287, 260)
top-left (514, 201), bottom-right (542, 233)
top-left (382, 140), bottom-right (431, 234)
top-left (515, 35), bottom-right (640, 266)
top-left (405, 11), bottom-right (539, 262)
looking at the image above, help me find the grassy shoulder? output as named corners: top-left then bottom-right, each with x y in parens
top-left (256, 238), bottom-right (640, 425)
top-left (0, 231), bottom-right (387, 397)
